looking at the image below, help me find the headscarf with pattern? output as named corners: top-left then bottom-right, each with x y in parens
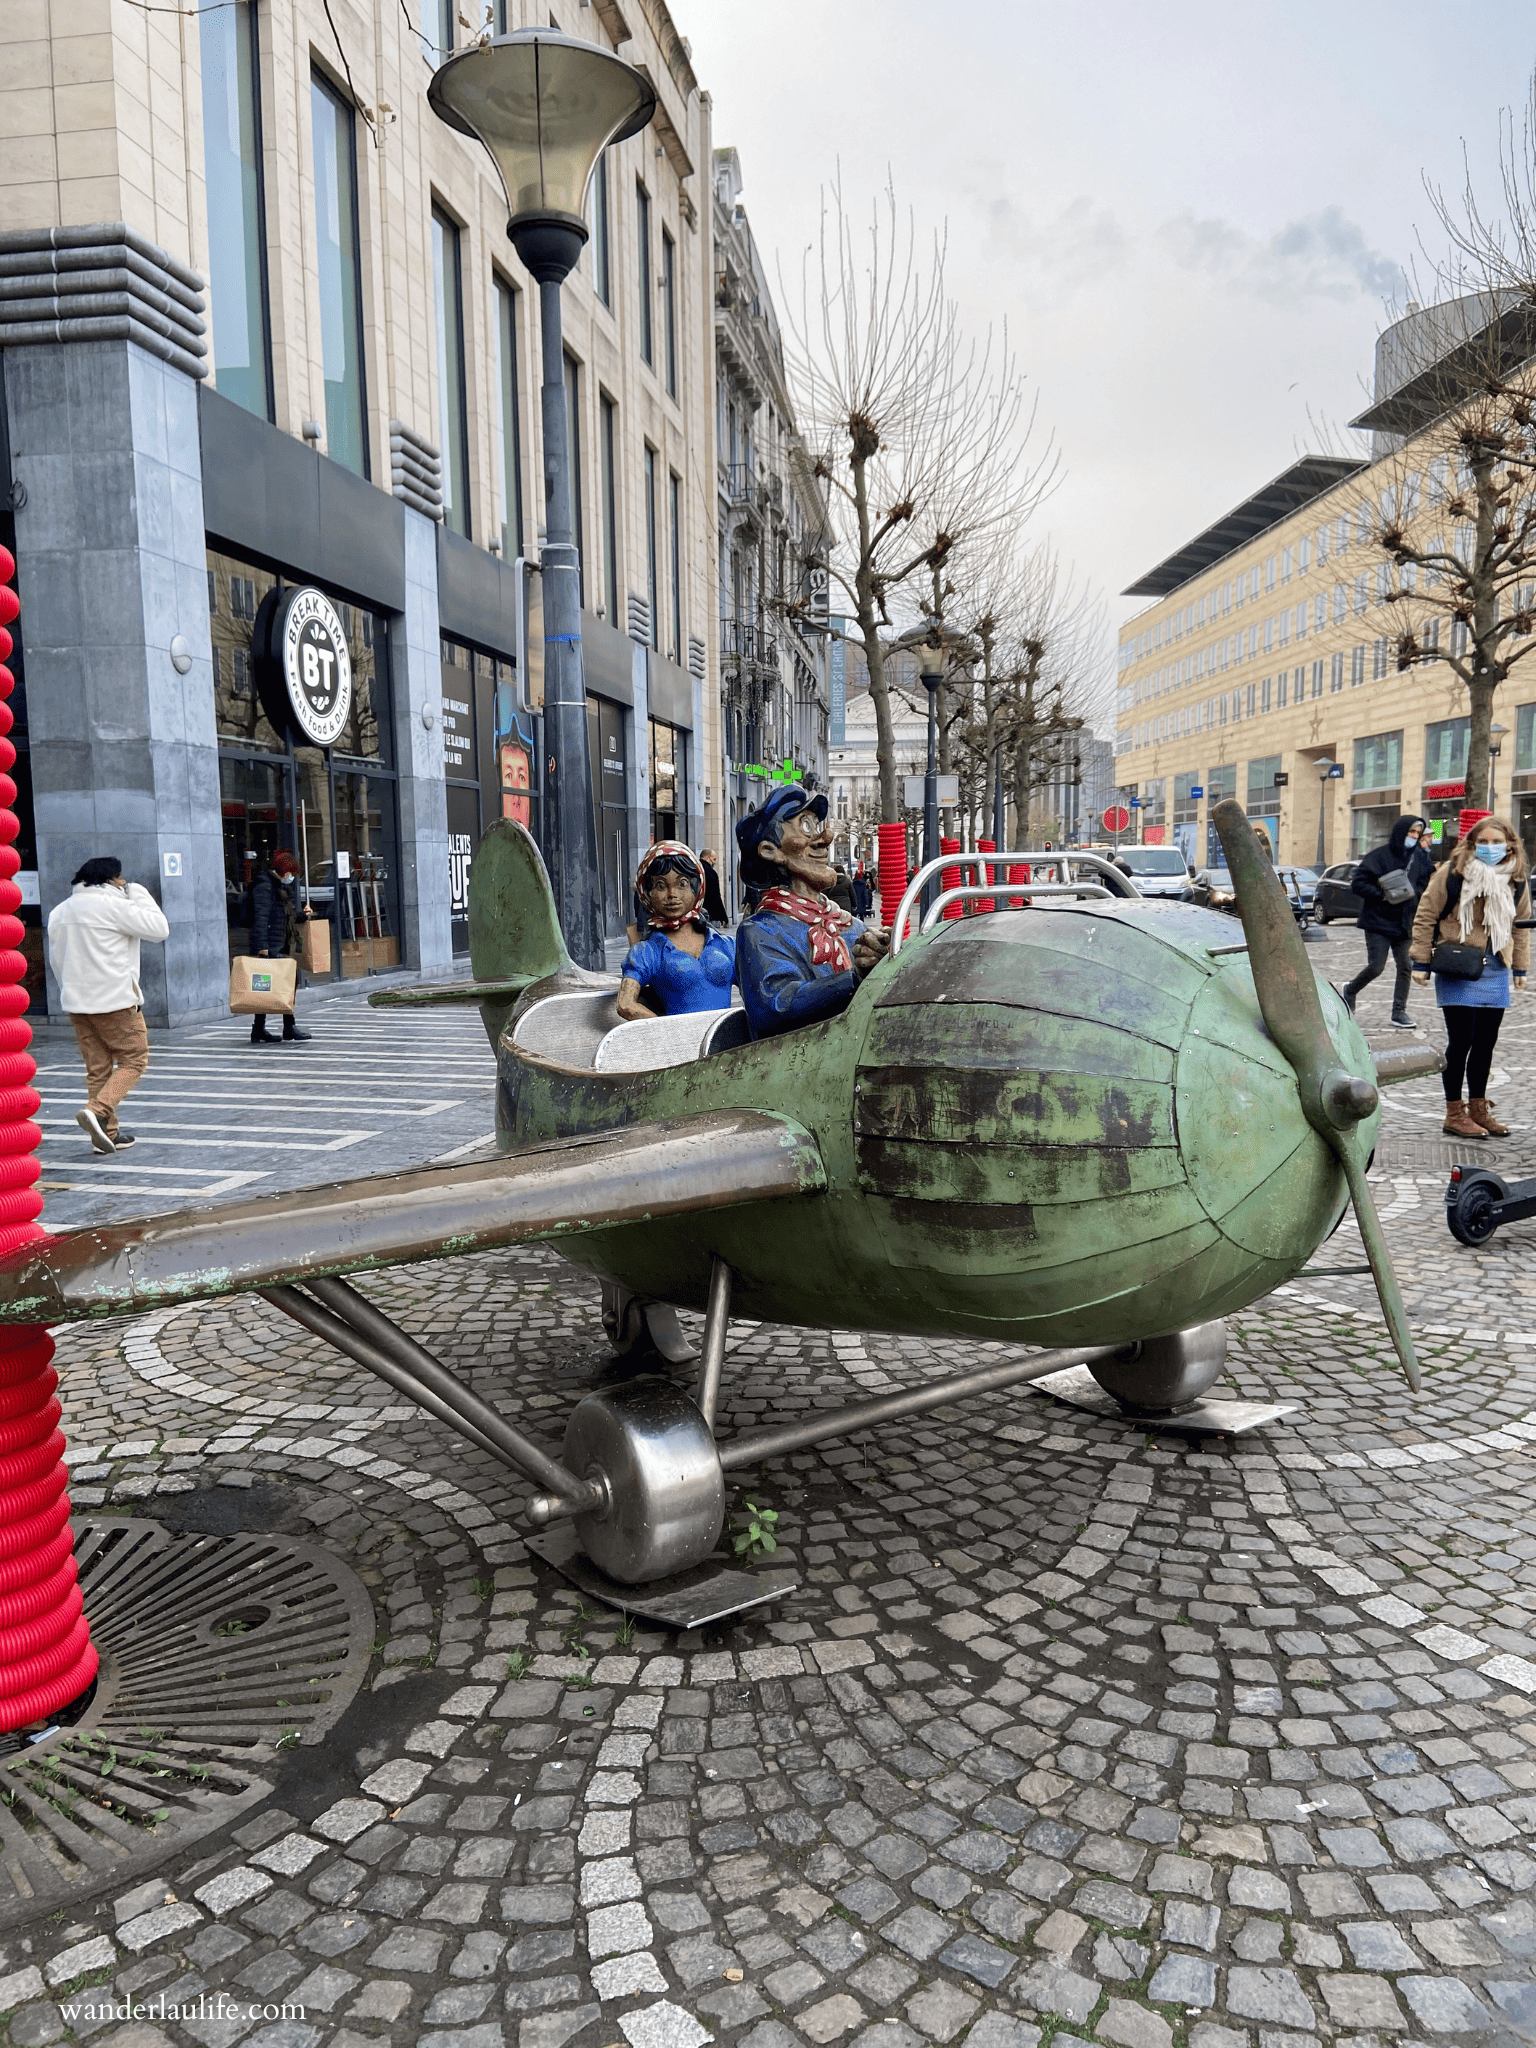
top-left (635, 841), bottom-right (707, 934)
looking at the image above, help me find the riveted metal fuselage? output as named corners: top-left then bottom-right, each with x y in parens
top-left (498, 900), bottom-right (1374, 1348)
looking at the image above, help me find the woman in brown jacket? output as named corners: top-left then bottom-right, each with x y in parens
top-left (1410, 816), bottom-right (1530, 1139)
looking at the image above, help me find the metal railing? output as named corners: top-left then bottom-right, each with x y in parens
top-left (889, 850), bottom-right (1137, 956)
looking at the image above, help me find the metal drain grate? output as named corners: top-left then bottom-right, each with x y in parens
top-left (1375, 1133), bottom-right (1536, 1175)
top-left (0, 1518), bottom-right (374, 1924)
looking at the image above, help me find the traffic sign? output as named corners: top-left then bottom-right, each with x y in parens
top-left (1128, 796), bottom-right (1144, 809)
top-left (1102, 805), bottom-right (1131, 833)
top-left (1326, 763), bottom-right (1345, 779)
top-left (1189, 786), bottom-right (1204, 799)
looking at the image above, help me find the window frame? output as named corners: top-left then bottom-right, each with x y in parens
top-left (309, 70), bottom-right (370, 479)
top-left (431, 203), bottom-right (472, 540)
top-left (199, 0), bottom-right (275, 422)
top-left (494, 275), bottom-right (523, 560)
top-left (599, 392), bottom-right (619, 625)
top-left (661, 227), bottom-right (677, 398)
top-left (643, 443), bottom-right (660, 650)
top-left (636, 182), bottom-right (653, 367)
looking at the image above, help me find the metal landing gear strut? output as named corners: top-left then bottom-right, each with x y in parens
top-left (265, 1281), bottom-right (1294, 1616)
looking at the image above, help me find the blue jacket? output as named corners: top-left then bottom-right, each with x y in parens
top-left (735, 905), bottom-right (867, 1039)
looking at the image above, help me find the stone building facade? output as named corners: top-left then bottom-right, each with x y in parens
top-left (711, 147), bottom-right (829, 905)
top-left (1115, 297), bottom-right (1536, 872)
top-left (1, 0), bottom-right (717, 1020)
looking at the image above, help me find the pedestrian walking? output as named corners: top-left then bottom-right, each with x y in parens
top-left (47, 856), bottom-right (169, 1154)
top-left (851, 864), bottom-right (873, 919)
top-left (1341, 814), bottom-right (1431, 1028)
top-left (828, 863), bottom-right (856, 915)
top-left (698, 848), bottom-right (729, 926)
top-left (1410, 816), bottom-right (1530, 1139)
top-left (248, 849), bottom-right (312, 1045)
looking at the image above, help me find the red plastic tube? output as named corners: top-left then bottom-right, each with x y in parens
top-left (0, 1555), bottom-right (77, 1630)
top-left (0, 1522), bottom-right (74, 1595)
top-left (0, 1641), bottom-right (99, 1729)
top-left (0, 1610), bottom-right (93, 1700)
top-left (0, 1580), bottom-right (82, 1665)
top-left (0, 1491), bottom-right (71, 1558)
top-left (0, 1337), bottom-right (56, 1387)
top-left (0, 1430), bottom-right (66, 1493)
top-left (0, 1399), bottom-right (60, 1457)
top-left (0, 1366), bottom-right (56, 1421)
top-left (0, 1467), bottom-right (68, 1530)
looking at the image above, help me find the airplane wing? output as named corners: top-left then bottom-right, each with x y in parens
top-left (0, 1109), bottom-right (825, 1324)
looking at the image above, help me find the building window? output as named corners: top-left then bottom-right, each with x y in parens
top-left (310, 73), bottom-right (369, 477)
top-left (1246, 755), bottom-right (1281, 818)
top-left (494, 278), bottom-right (523, 560)
top-left (1294, 602), bottom-right (1307, 642)
top-left (643, 444), bottom-right (659, 650)
top-left (427, 0), bottom-right (451, 58)
top-left (1276, 673), bottom-right (1287, 709)
top-left (563, 351), bottom-right (584, 607)
top-left (1331, 651), bottom-right (1344, 692)
top-left (1353, 729), bottom-right (1403, 790)
top-left (199, 0), bottom-right (272, 421)
top-left (1451, 618), bottom-right (1469, 659)
top-left (1351, 644), bottom-right (1366, 687)
top-left (431, 208), bottom-right (470, 538)
top-left (1425, 716), bottom-right (1470, 783)
top-left (1261, 676), bottom-right (1272, 714)
top-left (1516, 702), bottom-right (1536, 774)
top-left (669, 470), bottom-right (682, 662)
top-left (1373, 636), bottom-right (1389, 680)
top-left (599, 394), bottom-right (619, 624)
top-left (590, 150), bottom-right (611, 305)
top-left (661, 230), bottom-right (677, 399)
top-left (637, 184), bottom-right (653, 365)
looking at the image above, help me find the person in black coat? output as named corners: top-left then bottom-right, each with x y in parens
top-left (248, 849), bottom-right (312, 1045)
top-left (1341, 813), bottom-right (1430, 1027)
top-left (698, 848), bottom-right (729, 926)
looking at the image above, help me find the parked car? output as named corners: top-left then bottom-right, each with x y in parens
top-left (1111, 845), bottom-right (1198, 900)
top-left (1313, 861), bottom-right (1365, 924)
top-left (1197, 862), bottom-right (1319, 926)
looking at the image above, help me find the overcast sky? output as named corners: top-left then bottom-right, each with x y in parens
top-left (679, 0), bottom-right (1536, 709)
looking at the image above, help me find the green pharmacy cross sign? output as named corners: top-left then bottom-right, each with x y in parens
top-left (734, 759), bottom-right (804, 786)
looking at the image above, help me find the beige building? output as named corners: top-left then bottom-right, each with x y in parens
top-left (1, 0), bottom-right (718, 1014)
top-left (1115, 305), bottom-right (1536, 875)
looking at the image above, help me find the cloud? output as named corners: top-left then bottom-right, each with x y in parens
top-left (1160, 202), bottom-right (1406, 304)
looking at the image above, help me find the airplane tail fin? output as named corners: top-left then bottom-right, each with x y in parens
top-left (370, 822), bottom-right (575, 1048)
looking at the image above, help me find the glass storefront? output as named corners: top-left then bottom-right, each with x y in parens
top-left (1203, 763), bottom-right (1236, 866)
top-left (587, 696), bottom-right (630, 940)
top-left (648, 716), bottom-right (689, 846)
top-left (440, 638), bottom-right (536, 955)
top-left (211, 545), bottom-right (398, 978)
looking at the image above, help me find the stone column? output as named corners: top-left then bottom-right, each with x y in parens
top-left (393, 507), bottom-right (453, 975)
top-left (0, 225), bottom-right (226, 1027)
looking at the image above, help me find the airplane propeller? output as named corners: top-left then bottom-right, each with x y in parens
top-left (1211, 799), bottom-right (1421, 1393)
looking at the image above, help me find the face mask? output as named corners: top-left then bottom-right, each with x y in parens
top-left (1475, 844), bottom-right (1508, 866)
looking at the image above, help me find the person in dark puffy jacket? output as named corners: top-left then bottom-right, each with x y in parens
top-left (247, 849), bottom-right (312, 1046)
top-left (1341, 814), bottom-right (1431, 1028)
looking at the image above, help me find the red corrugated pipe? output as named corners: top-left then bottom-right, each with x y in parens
top-left (0, 545), bottom-right (97, 1729)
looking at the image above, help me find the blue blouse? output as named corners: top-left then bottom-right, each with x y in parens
top-left (620, 928), bottom-right (736, 1015)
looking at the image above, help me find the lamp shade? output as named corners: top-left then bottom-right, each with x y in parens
top-left (429, 31), bottom-right (656, 230)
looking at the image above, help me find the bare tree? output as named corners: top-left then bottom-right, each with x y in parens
top-left (1361, 79), bottom-right (1536, 807)
top-left (784, 178), bottom-right (1057, 821)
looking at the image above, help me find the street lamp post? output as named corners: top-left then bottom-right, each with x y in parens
top-left (918, 638), bottom-right (944, 920)
top-left (1314, 756), bottom-right (1333, 870)
top-left (429, 32), bottom-right (655, 970)
top-left (1490, 722), bottom-right (1510, 811)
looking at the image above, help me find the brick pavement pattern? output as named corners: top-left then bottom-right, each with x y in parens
top-left (2, 922), bottom-right (1536, 2048)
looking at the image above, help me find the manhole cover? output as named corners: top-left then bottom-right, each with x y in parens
top-left (0, 1518), bottom-right (373, 1923)
top-left (1375, 1133), bottom-right (1536, 1175)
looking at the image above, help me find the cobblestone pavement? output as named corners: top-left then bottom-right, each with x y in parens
top-left (5, 925), bottom-right (1536, 2048)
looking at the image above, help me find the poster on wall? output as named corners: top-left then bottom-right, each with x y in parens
top-left (500, 741), bottom-right (531, 828)
top-left (1143, 825), bottom-right (1166, 846)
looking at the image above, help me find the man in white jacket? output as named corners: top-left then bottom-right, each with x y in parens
top-left (47, 856), bottom-right (170, 1154)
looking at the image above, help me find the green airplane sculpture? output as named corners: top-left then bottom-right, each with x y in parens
top-left (0, 799), bottom-right (1429, 1593)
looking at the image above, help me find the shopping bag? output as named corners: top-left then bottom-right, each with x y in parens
top-left (229, 955), bottom-right (297, 1015)
top-left (300, 918), bottom-right (331, 975)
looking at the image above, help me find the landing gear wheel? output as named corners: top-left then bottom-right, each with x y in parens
top-left (563, 1378), bottom-right (725, 1584)
top-left (1447, 1172), bottom-right (1506, 1247)
top-left (600, 1281), bottom-right (698, 1369)
top-left (1086, 1320), bottom-right (1228, 1417)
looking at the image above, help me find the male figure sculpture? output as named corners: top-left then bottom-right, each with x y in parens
top-left (733, 786), bottom-right (890, 1039)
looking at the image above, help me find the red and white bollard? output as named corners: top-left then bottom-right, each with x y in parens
top-left (0, 545), bottom-right (97, 1730)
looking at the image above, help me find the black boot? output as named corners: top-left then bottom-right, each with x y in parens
top-left (250, 1018), bottom-right (278, 1043)
top-left (282, 1018), bottom-right (311, 1042)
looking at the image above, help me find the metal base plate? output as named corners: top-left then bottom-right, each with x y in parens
top-left (527, 1525), bottom-right (799, 1630)
top-left (1030, 1365), bottom-right (1300, 1436)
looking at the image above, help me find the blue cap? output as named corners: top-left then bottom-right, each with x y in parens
top-left (735, 785), bottom-right (829, 892)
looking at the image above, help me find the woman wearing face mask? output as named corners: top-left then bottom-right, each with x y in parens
top-left (1341, 814), bottom-right (1430, 1028)
top-left (1410, 818), bottom-right (1530, 1139)
top-left (615, 843), bottom-right (736, 1021)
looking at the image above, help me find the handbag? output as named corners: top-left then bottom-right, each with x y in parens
top-left (1429, 940), bottom-right (1487, 979)
top-left (229, 955), bottom-right (297, 1015)
top-left (1377, 867), bottom-right (1414, 905)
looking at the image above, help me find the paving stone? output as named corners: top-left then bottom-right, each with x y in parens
top-left (1317, 1973), bottom-right (1406, 2030)
top-left (1225, 1967), bottom-right (1316, 2027)
top-left (1398, 1974), bottom-right (1497, 2034)
top-left (1096, 2001), bottom-right (1173, 2048)
top-left (1014, 1961), bottom-right (1100, 2024)
top-left (1147, 1952), bottom-right (1217, 2006)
